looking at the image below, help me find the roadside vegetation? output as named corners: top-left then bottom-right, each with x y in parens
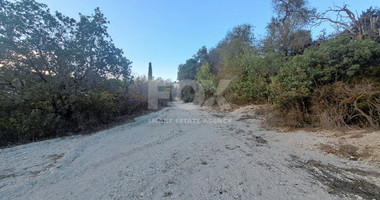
top-left (0, 0), bottom-right (172, 146)
top-left (177, 0), bottom-right (380, 130)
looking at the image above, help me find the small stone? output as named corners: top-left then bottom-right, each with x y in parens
top-left (201, 160), bottom-right (208, 165)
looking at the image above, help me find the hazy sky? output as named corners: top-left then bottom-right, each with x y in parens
top-left (36, 0), bottom-right (379, 81)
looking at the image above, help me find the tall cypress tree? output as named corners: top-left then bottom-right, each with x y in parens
top-left (148, 62), bottom-right (152, 80)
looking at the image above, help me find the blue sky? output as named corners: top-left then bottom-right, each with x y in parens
top-left (36, 0), bottom-right (379, 81)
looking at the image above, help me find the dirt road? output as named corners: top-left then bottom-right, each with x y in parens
top-left (1, 102), bottom-right (379, 199)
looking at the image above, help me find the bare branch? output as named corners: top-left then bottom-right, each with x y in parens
top-left (314, 4), bottom-right (356, 35)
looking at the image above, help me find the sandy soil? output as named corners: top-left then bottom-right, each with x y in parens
top-left (0, 102), bottom-right (379, 199)
top-left (224, 104), bottom-right (380, 167)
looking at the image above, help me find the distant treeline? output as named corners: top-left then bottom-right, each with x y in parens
top-left (0, 0), bottom-right (167, 146)
top-left (177, 0), bottom-right (380, 129)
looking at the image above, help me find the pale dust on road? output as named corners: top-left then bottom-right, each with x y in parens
top-left (1, 102), bottom-right (379, 199)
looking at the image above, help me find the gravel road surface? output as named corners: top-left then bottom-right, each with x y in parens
top-left (1, 102), bottom-right (379, 199)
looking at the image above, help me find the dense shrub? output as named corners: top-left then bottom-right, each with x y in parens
top-left (269, 35), bottom-right (380, 128)
top-left (0, 0), bottom-right (156, 146)
top-left (176, 2), bottom-right (380, 130)
top-left (271, 36), bottom-right (380, 105)
top-left (181, 85), bottom-right (195, 103)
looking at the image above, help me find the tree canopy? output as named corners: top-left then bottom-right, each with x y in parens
top-left (0, 0), bottom-right (137, 145)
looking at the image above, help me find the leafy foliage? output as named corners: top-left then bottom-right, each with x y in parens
top-left (180, 85), bottom-right (195, 103)
top-left (270, 35), bottom-right (380, 106)
top-left (195, 62), bottom-right (216, 95)
top-left (269, 35), bottom-right (380, 127)
top-left (177, 1), bottom-right (380, 129)
top-left (177, 46), bottom-right (208, 80)
top-left (264, 0), bottom-right (315, 55)
top-left (0, 0), bottom-right (153, 145)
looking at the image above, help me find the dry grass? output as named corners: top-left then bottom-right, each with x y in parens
top-left (262, 107), bottom-right (312, 131)
top-left (319, 142), bottom-right (374, 161)
top-left (319, 144), bottom-right (336, 154)
top-left (261, 81), bottom-right (380, 131)
top-left (311, 81), bottom-right (380, 129)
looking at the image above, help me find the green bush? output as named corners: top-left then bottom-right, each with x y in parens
top-left (196, 62), bottom-right (216, 96)
top-left (268, 35), bottom-right (380, 127)
top-left (270, 35), bottom-right (380, 109)
top-left (181, 86), bottom-right (195, 103)
top-left (71, 92), bottom-right (117, 131)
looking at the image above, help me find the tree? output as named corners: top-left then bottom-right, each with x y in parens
top-left (177, 46), bottom-right (208, 80)
top-left (215, 24), bottom-right (256, 79)
top-left (177, 58), bottom-right (198, 80)
top-left (0, 0), bottom-right (133, 144)
top-left (196, 62), bottom-right (216, 95)
top-left (315, 5), bottom-right (380, 42)
top-left (148, 62), bottom-right (152, 80)
top-left (194, 46), bottom-right (208, 64)
top-left (263, 0), bottom-right (315, 55)
top-left (0, 1), bottom-right (132, 86)
top-left (218, 24), bottom-right (255, 59)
